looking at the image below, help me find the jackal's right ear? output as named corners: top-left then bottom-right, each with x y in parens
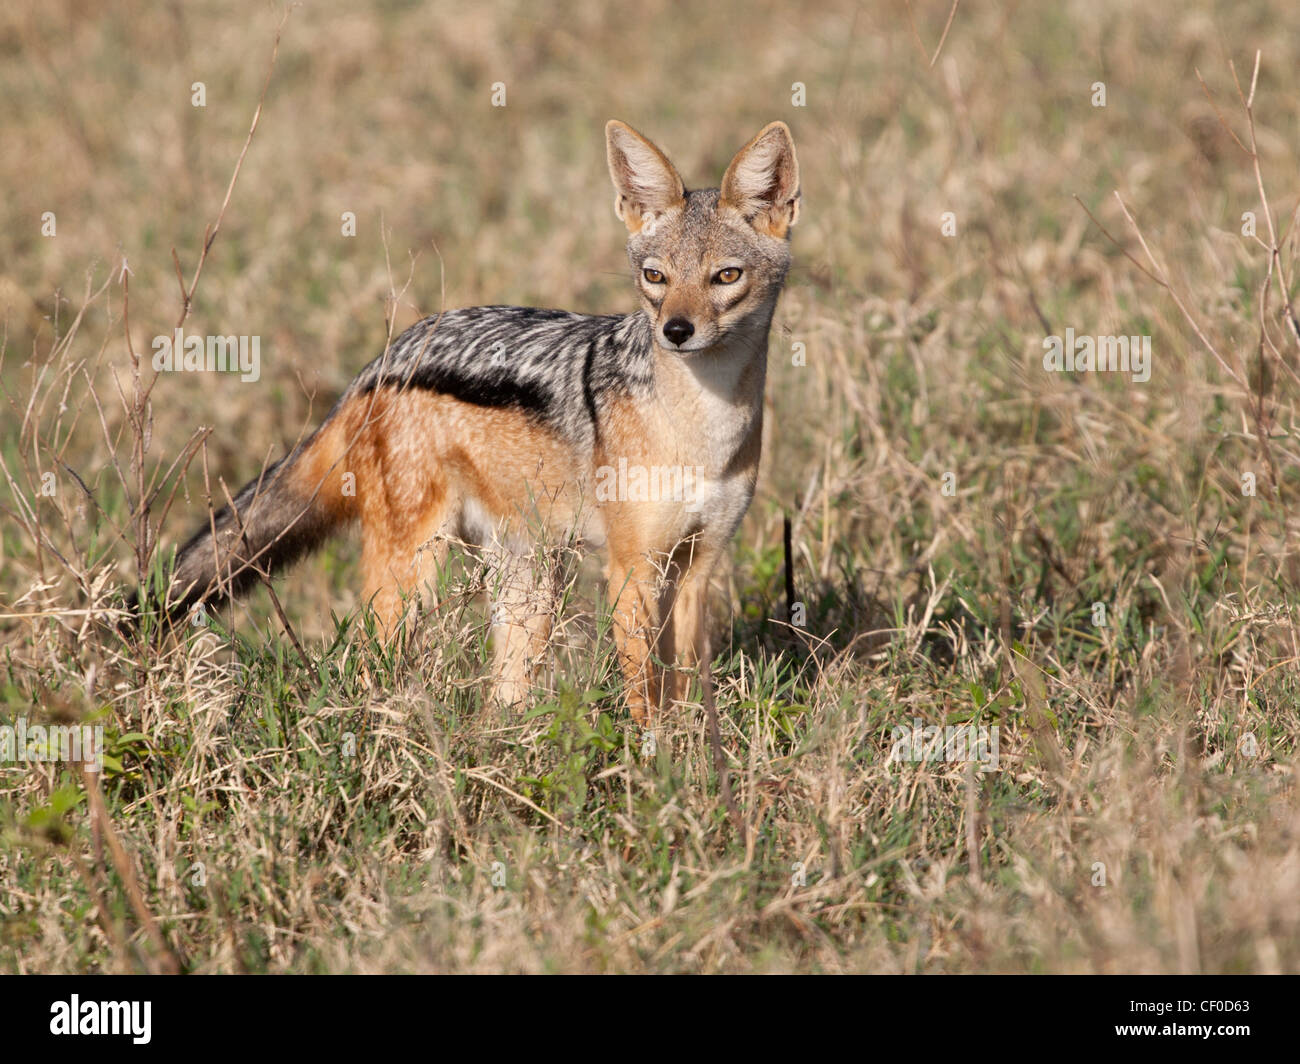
top-left (605, 120), bottom-right (686, 233)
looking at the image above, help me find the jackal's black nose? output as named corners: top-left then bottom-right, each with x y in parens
top-left (662, 318), bottom-right (694, 346)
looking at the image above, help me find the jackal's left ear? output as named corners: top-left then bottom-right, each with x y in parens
top-left (606, 120), bottom-right (686, 233)
top-left (720, 121), bottom-right (800, 238)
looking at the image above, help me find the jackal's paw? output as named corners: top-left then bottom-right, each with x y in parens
top-left (489, 677), bottom-right (532, 712)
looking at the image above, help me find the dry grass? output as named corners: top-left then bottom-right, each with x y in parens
top-left (2, 0), bottom-right (1299, 973)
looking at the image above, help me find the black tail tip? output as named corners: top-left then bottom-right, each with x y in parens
top-left (113, 586), bottom-right (180, 642)
top-left (113, 588), bottom-right (144, 640)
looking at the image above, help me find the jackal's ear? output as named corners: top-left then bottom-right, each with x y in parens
top-left (720, 121), bottom-right (800, 238)
top-left (606, 120), bottom-right (686, 233)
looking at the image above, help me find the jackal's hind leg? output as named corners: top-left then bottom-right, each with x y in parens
top-left (360, 497), bottom-right (453, 645)
top-left (487, 547), bottom-right (562, 709)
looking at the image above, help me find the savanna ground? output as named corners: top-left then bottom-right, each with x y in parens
top-left (2, 0), bottom-right (1299, 974)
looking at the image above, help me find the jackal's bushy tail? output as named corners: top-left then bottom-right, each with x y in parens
top-left (139, 411), bottom-right (357, 629)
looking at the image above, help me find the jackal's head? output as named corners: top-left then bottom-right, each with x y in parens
top-left (606, 120), bottom-right (800, 354)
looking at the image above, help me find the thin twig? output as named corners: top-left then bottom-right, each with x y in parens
top-left (700, 632), bottom-right (747, 846)
top-left (172, 7), bottom-right (293, 330)
top-left (929, 0), bottom-right (961, 68)
top-left (82, 763), bottom-right (183, 974)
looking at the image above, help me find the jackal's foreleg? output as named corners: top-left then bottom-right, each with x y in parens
top-left (605, 551), bottom-right (671, 724)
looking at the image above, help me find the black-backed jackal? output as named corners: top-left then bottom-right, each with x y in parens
top-left (149, 120), bottom-right (801, 721)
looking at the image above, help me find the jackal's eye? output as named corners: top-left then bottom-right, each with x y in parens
top-left (642, 268), bottom-right (665, 284)
top-left (714, 267), bottom-right (743, 284)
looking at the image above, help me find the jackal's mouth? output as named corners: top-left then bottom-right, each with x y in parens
top-left (657, 337), bottom-right (715, 355)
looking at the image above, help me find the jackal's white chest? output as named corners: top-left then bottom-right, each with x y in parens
top-left (665, 344), bottom-right (763, 461)
top-left (574, 344), bottom-right (767, 554)
top-left (647, 345), bottom-right (765, 536)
